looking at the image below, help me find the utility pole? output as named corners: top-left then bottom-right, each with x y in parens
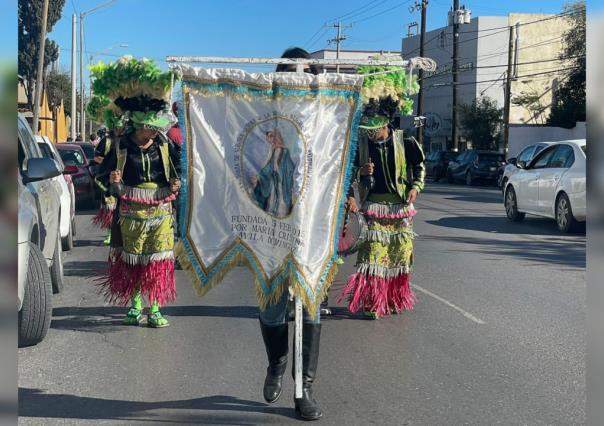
top-left (328, 22), bottom-right (351, 73)
top-left (70, 14), bottom-right (77, 140)
top-left (451, 0), bottom-right (460, 151)
top-left (32, 0), bottom-right (50, 135)
top-left (503, 24), bottom-right (516, 158)
top-left (79, 12), bottom-right (85, 140)
top-left (416, 0), bottom-right (428, 147)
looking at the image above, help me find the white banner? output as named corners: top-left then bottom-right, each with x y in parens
top-left (174, 66), bottom-right (363, 314)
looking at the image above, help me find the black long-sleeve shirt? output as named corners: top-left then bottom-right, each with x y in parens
top-left (96, 132), bottom-right (181, 188)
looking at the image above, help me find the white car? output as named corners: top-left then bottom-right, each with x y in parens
top-left (36, 135), bottom-right (76, 250)
top-left (504, 139), bottom-right (586, 232)
top-left (498, 142), bottom-right (554, 191)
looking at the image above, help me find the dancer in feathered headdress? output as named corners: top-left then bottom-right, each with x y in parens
top-left (92, 56), bottom-right (181, 328)
top-left (338, 64), bottom-right (426, 319)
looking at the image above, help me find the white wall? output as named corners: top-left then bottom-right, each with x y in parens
top-left (508, 122), bottom-right (586, 156)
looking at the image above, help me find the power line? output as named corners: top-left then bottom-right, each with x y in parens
top-left (307, 26), bottom-right (331, 50)
top-left (333, 0), bottom-right (391, 22)
top-left (352, 0), bottom-right (414, 25)
top-left (456, 7), bottom-right (582, 34)
top-left (428, 66), bottom-right (581, 88)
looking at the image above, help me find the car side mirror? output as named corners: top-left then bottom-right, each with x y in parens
top-left (23, 158), bottom-right (61, 183)
top-left (517, 160), bottom-right (527, 169)
top-left (507, 157), bottom-right (517, 166)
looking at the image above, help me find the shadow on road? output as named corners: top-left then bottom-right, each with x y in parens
top-left (420, 232), bottom-right (585, 269)
top-left (19, 387), bottom-right (295, 424)
top-left (51, 305), bottom-right (261, 333)
top-left (427, 215), bottom-right (586, 237)
top-left (74, 238), bottom-right (107, 248)
top-left (63, 260), bottom-right (107, 277)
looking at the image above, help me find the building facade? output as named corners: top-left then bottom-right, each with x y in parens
top-left (401, 13), bottom-right (571, 153)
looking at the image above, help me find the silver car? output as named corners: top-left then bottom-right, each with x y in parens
top-left (18, 114), bottom-right (63, 346)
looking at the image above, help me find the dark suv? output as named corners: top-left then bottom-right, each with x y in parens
top-left (446, 150), bottom-right (506, 185)
top-left (425, 150), bottom-right (457, 181)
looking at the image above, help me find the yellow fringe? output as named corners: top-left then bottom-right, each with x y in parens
top-left (175, 241), bottom-right (339, 319)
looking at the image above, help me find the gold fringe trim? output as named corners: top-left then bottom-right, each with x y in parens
top-left (175, 241), bottom-right (338, 319)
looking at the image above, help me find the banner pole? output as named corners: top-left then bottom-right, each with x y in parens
top-left (294, 63), bottom-right (304, 401)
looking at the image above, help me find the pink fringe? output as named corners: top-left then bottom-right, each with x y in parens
top-left (97, 256), bottom-right (176, 306)
top-left (363, 208), bottom-right (417, 220)
top-left (92, 206), bottom-right (115, 229)
top-left (120, 193), bottom-right (177, 206)
top-left (338, 272), bottom-right (415, 317)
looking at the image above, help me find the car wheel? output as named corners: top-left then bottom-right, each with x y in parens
top-left (505, 186), bottom-right (525, 222)
top-left (50, 231), bottom-right (64, 294)
top-left (62, 221), bottom-right (74, 251)
top-left (465, 171), bottom-right (474, 186)
top-left (18, 243), bottom-right (52, 347)
top-left (556, 193), bottom-right (578, 233)
top-left (447, 170), bottom-right (454, 184)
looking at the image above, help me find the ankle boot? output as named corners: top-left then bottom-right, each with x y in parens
top-left (293, 323), bottom-right (322, 420)
top-left (259, 320), bottom-right (288, 403)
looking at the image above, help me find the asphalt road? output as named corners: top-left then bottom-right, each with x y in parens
top-left (18, 182), bottom-right (586, 425)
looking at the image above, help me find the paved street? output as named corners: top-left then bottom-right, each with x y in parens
top-left (18, 182), bottom-right (586, 425)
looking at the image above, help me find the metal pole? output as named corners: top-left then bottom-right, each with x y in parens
top-left (503, 25), bottom-right (515, 158)
top-left (70, 14), bottom-right (77, 140)
top-left (335, 23), bottom-right (341, 73)
top-left (79, 13), bottom-right (85, 140)
top-left (416, 0), bottom-right (428, 147)
top-left (451, 0), bottom-right (460, 151)
top-left (32, 0), bottom-right (50, 135)
top-left (294, 62), bottom-right (304, 400)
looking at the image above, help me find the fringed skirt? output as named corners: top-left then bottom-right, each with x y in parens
top-left (92, 196), bottom-right (117, 229)
top-left (339, 193), bottom-right (417, 317)
top-left (99, 183), bottom-right (176, 306)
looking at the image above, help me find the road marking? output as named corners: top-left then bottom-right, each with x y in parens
top-left (412, 284), bottom-right (486, 325)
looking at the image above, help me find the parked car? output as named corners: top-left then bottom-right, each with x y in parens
top-left (498, 142), bottom-right (554, 191)
top-left (425, 150), bottom-right (457, 181)
top-left (446, 150), bottom-right (506, 185)
top-left (75, 141), bottom-right (96, 163)
top-left (56, 143), bottom-right (98, 208)
top-left (36, 136), bottom-right (76, 250)
top-left (503, 139), bottom-right (586, 232)
top-left (18, 114), bottom-right (64, 346)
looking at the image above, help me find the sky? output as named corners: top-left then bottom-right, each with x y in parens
top-left (4, 0), bottom-right (602, 77)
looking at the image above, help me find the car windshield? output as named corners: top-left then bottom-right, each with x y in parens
top-left (59, 149), bottom-right (86, 166)
top-left (79, 144), bottom-right (95, 159)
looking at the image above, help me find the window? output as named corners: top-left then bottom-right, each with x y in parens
top-left (59, 149), bottom-right (85, 166)
top-left (533, 144), bottom-right (548, 158)
top-left (38, 143), bottom-right (53, 159)
top-left (531, 146), bottom-right (557, 169)
top-left (548, 144), bottom-right (575, 168)
top-left (517, 146), bottom-right (535, 163)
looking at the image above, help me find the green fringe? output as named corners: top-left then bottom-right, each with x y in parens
top-left (175, 241), bottom-right (337, 318)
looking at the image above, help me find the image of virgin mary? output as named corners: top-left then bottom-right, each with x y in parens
top-left (250, 127), bottom-right (296, 217)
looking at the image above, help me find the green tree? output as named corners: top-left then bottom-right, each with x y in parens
top-left (459, 96), bottom-right (503, 150)
top-left (547, 0), bottom-right (586, 128)
top-left (18, 0), bottom-right (66, 110)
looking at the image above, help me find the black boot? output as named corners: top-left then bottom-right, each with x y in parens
top-left (293, 323), bottom-right (322, 420)
top-left (259, 320), bottom-right (288, 403)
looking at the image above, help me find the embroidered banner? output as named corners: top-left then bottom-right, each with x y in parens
top-left (173, 66), bottom-right (363, 315)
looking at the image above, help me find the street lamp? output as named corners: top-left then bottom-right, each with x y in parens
top-left (80, 0), bottom-right (116, 140)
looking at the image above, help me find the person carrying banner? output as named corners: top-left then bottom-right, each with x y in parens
top-left (339, 65), bottom-right (425, 319)
top-left (92, 56), bottom-right (181, 328)
top-left (256, 47), bottom-right (323, 421)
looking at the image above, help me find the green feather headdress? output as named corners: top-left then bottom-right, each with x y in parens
top-left (88, 56), bottom-right (178, 131)
top-left (357, 63), bottom-right (419, 128)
